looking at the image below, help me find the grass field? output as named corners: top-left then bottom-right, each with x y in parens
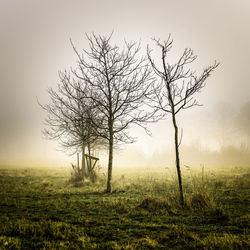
top-left (0, 165), bottom-right (249, 249)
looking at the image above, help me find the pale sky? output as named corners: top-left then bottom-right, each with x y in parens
top-left (0, 0), bottom-right (250, 168)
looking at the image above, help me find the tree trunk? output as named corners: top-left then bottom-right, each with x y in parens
top-left (87, 142), bottom-right (96, 183)
top-left (87, 142), bottom-right (92, 173)
top-left (172, 114), bottom-right (184, 206)
top-left (106, 134), bottom-right (114, 193)
top-left (77, 152), bottom-right (79, 170)
top-left (82, 143), bottom-right (86, 180)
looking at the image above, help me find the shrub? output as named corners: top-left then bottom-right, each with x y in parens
top-left (190, 193), bottom-right (214, 210)
top-left (70, 163), bottom-right (84, 183)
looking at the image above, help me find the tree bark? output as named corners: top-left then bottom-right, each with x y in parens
top-left (172, 114), bottom-right (184, 206)
top-left (87, 142), bottom-right (96, 183)
top-left (82, 143), bottom-right (86, 180)
top-left (87, 142), bottom-right (92, 173)
top-left (106, 132), bottom-right (114, 193)
top-left (77, 152), bottom-right (79, 170)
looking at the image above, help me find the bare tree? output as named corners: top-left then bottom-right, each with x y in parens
top-left (71, 33), bottom-right (157, 192)
top-left (147, 35), bottom-right (219, 205)
top-left (40, 71), bottom-right (102, 180)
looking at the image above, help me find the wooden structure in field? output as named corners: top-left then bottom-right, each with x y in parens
top-left (85, 154), bottom-right (99, 172)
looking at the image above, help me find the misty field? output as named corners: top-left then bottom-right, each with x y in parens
top-left (0, 166), bottom-right (249, 249)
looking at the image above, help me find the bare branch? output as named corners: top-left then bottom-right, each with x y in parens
top-left (147, 34), bottom-right (219, 205)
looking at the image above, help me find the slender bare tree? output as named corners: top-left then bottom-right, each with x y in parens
top-left (71, 33), bottom-right (158, 192)
top-left (40, 71), bottom-right (103, 180)
top-left (147, 35), bottom-right (219, 205)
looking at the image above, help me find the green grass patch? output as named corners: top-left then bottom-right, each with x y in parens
top-left (0, 166), bottom-right (249, 249)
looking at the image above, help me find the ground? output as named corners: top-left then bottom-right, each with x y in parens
top-left (0, 165), bottom-right (249, 249)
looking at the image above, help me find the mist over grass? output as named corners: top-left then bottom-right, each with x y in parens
top-left (0, 100), bottom-right (250, 170)
top-left (114, 143), bottom-right (250, 169)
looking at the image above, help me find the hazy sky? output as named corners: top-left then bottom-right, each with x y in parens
top-left (0, 0), bottom-right (250, 167)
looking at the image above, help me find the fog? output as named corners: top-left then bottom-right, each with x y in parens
top-left (0, 0), bottom-right (250, 168)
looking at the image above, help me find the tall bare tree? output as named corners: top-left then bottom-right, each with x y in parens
top-left (71, 33), bottom-right (157, 192)
top-left (147, 35), bottom-right (219, 205)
